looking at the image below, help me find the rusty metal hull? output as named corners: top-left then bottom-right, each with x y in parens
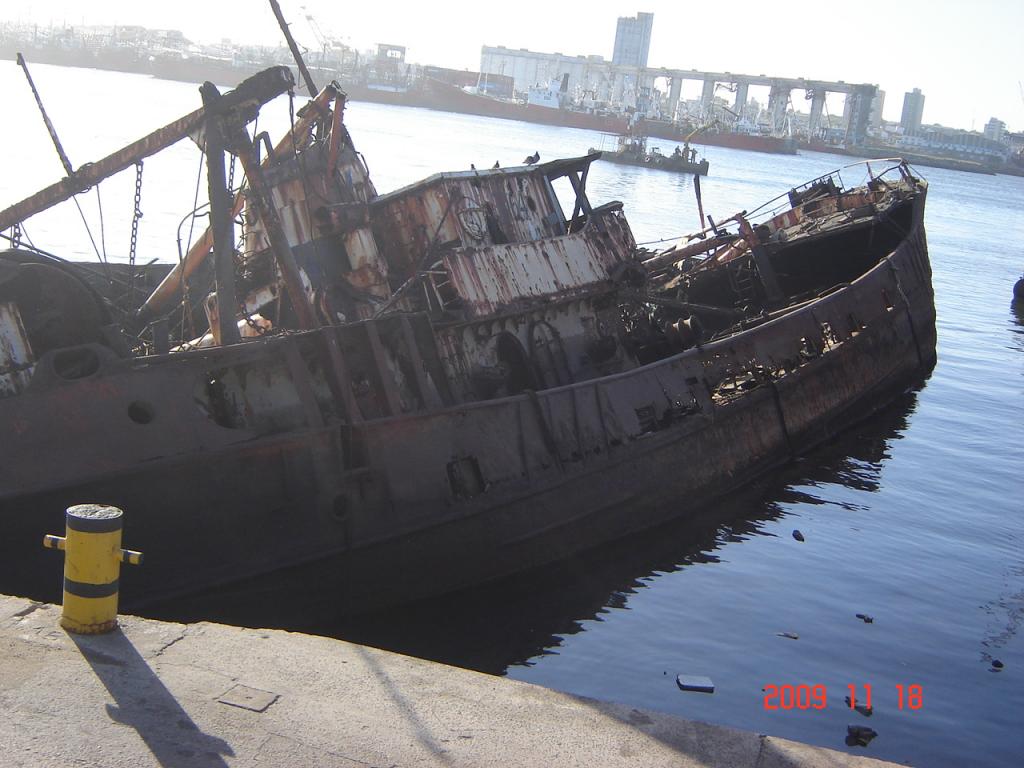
top-left (0, 186), bottom-right (933, 617)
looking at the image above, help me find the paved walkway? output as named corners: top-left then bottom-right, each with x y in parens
top-left (0, 595), bottom-right (905, 767)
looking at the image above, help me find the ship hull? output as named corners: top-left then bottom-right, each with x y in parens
top-left (0, 189), bottom-right (932, 618)
top-left (402, 77), bottom-right (630, 132)
top-left (642, 120), bottom-right (798, 155)
top-left (695, 132), bottom-right (798, 155)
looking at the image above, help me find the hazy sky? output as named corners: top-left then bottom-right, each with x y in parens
top-left (7, 0), bottom-right (1023, 131)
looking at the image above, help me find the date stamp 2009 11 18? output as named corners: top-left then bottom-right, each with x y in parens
top-left (762, 684), bottom-right (923, 711)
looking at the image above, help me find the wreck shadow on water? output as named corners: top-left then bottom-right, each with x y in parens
top-left (316, 384), bottom-right (926, 674)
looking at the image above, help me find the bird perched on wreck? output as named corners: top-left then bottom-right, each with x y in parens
top-left (492, 160), bottom-right (500, 169)
top-left (523, 151), bottom-right (540, 165)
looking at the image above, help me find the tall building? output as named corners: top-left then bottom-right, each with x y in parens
top-left (612, 12), bottom-right (654, 68)
top-left (984, 117), bottom-right (1006, 142)
top-left (900, 88), bottom-right (925, 133)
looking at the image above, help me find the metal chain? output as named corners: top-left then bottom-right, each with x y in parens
top-left (227, 152), bottom-right (237, 193)
top-left (11, 223), bottom-right (21, 248)
top-left (127, 160), bottom-right (144, 303)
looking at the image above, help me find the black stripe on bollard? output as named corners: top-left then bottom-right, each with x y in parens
top-left (64, 577), bottom-right (120, 598)
top-left (66, 513), bottom-right (123, 534)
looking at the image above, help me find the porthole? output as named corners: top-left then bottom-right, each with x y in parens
top-left (128, 400), bottom-right (155, 425)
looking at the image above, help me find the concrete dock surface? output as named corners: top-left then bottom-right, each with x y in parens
top-left (0, 595), bottom-right (906, 767)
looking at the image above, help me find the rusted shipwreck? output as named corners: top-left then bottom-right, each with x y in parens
top-left (0, 65), bottom-right (935, 616)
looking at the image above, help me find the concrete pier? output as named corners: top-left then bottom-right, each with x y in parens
top-left (0, 595), bottom-right (904, 767)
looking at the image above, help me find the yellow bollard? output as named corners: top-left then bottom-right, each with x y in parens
top-left (42, 504), bottom-right (143, 634)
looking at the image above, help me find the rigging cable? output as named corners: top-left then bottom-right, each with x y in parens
top-left (96, 187), bottom-right (128, 334)
top-left (178, 147), bottom-right (208, 343)
top-left (71, 194), bottom-right (109, 279)
top-left (0, 227), bottom-right (133, 323)
top-left (0, 228), bottom-right (133, 292)
top-left (95, 186), bottom-right (108, 263)
top-left (636, 235), bottom-right (688, 246)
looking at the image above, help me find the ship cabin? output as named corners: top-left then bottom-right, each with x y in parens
top-left (235, 145), bottom-right (643, 414)
top-left (368, 155), bottom-right (642, 402)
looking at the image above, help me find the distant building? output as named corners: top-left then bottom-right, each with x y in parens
top-left (611, 12), bottom-right (653, 68)
top-left (900, 88), bottom-right (925, 133)
top-left (983, 117), bottom-right (1006, 142)
top-left (900, 124), bottom-right (1009, 165)
top-left (480, 46), bottom-right (604, 96)
top-left (1006, 131), bottom-right (1024, 161)
top-left (376, 44), bottom-right (406, 63)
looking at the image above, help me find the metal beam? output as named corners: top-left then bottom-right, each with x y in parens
top-left (16, 53), bottom-right (74, 176)
top-left (200, 82), bottom-right (241, 347)
top-left (135, 82), bottom-right (339, 326)
top-left (229, 121), bottom-right (318, 331)
top-left (365, 320), bottom-right (403, 416)
top-left (480, 47), bottom-right (878, 98)
top-left (268, 0), bottom-right (318, 99)
top-left (0, 66), bottom-right (295, 234)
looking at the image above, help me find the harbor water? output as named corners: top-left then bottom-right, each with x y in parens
top-left (2, 63), bottom-right (1022, 767)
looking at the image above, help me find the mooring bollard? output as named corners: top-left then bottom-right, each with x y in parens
top-left (43, 504), bottom-right (143, 634)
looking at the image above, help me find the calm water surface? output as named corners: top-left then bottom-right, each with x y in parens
top-left (2, 63), bottom-right (1022, 767)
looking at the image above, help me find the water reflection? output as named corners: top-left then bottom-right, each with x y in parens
top-left (980, 573), bottom-right (1024, 666)
top-left (1010, 298), bottom-right (1024, 333)
top-left (977, 292), bottom-right (1024, 664)
top-left (329, 390), bottom-right (921, 675)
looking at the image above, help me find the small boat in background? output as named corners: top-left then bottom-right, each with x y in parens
top-left (591, 133), bottom-right (709, 176)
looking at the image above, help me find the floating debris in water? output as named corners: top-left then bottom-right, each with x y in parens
top-left (844, 696), bottom-right (874, 716)
top-left (792, 530), bottom-right (805, 542)
top-left (992, 659), bottom-right (1004, 670)
top-left (846, 725), bottom-right (878, 746)
top-left (776, 632), bottom-right (800, 640)
top-left (856, 613), bottom-right (874, 623)
top-left (676, 675), bottom-right (715, 693)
